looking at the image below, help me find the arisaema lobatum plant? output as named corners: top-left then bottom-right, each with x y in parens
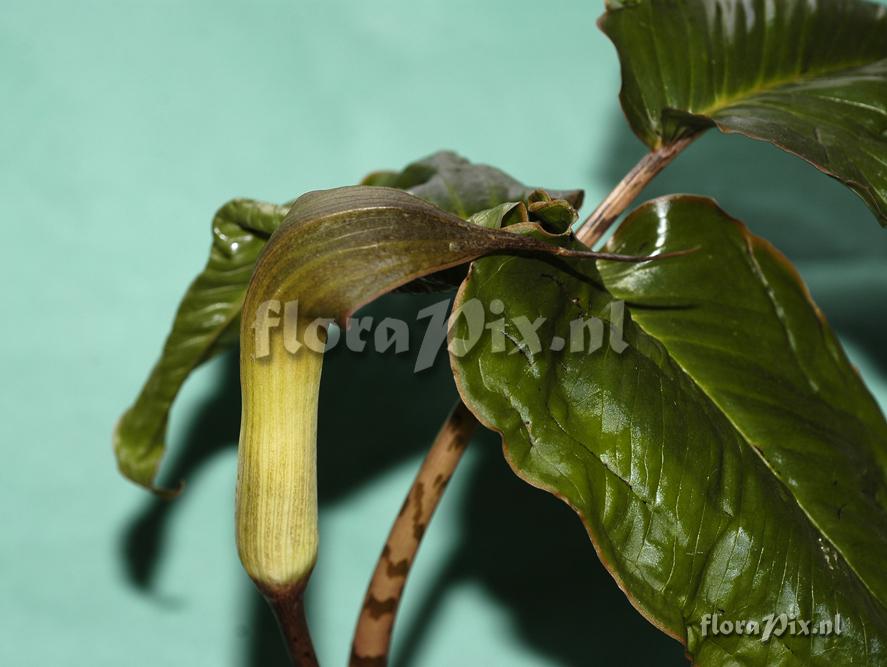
top-left (115, 0), bottom-right (887, 664)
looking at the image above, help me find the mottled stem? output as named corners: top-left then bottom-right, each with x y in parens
top-left (350, 401), bottom-right (479, 666)
top-left (576, 133), bottom-right (698, 247)
top-left (266, 585), bottom-right (319, 667)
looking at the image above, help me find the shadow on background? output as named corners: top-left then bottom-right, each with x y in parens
top-left (120, 351), bottom-right (242, 592)
top-left (119, 113), bottom-right (887, 667)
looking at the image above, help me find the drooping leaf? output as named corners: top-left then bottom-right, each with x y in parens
top-left (601, 0), bottom-right (887, 225)
top-left (115, 155), bottom-right (585, 491)
top-left (114, 199), bottom-right (288, 492)
top-left (450, 196), bottom-right (887, 663)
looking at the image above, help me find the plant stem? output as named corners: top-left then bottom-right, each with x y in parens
top-left (576, 133), bottom-right (698, 247)
top-left (266, 584), bottom-right (319, 667)
top-left (350, 401), bottom-right (479, 667)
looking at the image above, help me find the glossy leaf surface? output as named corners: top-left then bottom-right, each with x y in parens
top-left (600, 196), bottom-right (887, 608)
top-left (114, 199), bottom-right (288, 492)
top-left (601, 0), bottom-right (887, 224)
top-left (450, 196), bottom-right (887, 663)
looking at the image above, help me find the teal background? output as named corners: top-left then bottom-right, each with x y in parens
top-left (3, 1), bottom-right (886, 665)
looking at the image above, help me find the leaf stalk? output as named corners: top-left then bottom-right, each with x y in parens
top-left (576, 133), bottom-right (698, 247)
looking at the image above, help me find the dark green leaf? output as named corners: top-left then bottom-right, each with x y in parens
top-left (362, 151), bottom-right (585, 217)
top-left (450, 196), bottom-right (887, 663)
top-left (602, 194), bottom-right (887, 602)
top-left (601, 0), bottom-right (887, 224)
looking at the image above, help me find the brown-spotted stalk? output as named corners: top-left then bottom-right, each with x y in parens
top-left (350, 401), bottom-right (478, 666)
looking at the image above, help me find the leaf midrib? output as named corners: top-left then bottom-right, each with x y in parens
top-left (683, 57), bottom-right (887, 125)
top-left (549, 250), bottom-right (887, 616)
